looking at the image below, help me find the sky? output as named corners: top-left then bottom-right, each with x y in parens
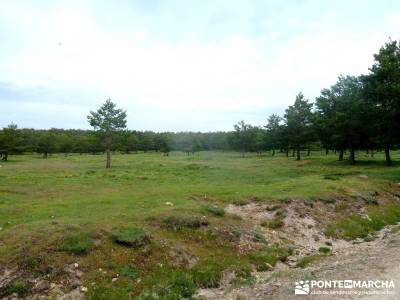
top-left (0, 0), bottom-right (399, 132)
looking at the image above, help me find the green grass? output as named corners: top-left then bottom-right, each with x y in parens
top-left (325, 202), bottom-right (400, 240)
top-left (1, 151), bottom-right (400, 297)
top-left (202, 204), bottom-right (226, 217)
top-left (261, 217), bottom-right (285, 229)
top-left (296, 254), bottom-right (325, 268)
top-left (318, 246), bottom-right (331, 254)
top-left (59, 232), bottom-right (94, 254)
top-left (249, 245), bottom-right (294, 271)
top-left (111, 227), bottom-right (151, 247)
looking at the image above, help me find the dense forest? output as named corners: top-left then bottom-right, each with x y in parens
top-left (1, 40), bottom-right (399, 165)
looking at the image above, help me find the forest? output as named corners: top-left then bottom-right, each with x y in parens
top-left (1, 40), bottom-right (399, 166)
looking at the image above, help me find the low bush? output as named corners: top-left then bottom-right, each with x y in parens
top-left (59, 232), bottom-right (93, 254)
top-left (318, 246), bottom-right (331, 254)
top-left (111, 227), bottom-right (150, 247)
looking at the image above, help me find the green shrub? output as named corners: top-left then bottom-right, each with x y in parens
top-left (318, 246), bottom-right (331, 254)
top-left (202, 204), bottom-right (225, 217)
top-left (111, 227), bottom-right (150, 247)
top-left (59, 232), bottom-right (93, 254)
top-left (1, 280), bottom-right (29, 298)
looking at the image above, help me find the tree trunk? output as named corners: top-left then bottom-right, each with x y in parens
top-left (43, 152), bottom-right (48, 159)
top-left (338, 150), bottom-right (344, 161)
top-left (307, 148), bottom-right (311, 156)
top-left (349, 148), bottom-right (355, 165)
top-left (285, 148), bottom-right (289, 157)
top-left (272, 148), bottom-right (275, 156)
top-left (325, 148), bottom-right (329, 155)
top-left (371, 150), bottom-right (374, 158)
top-left (1, 151), bottom-right (8, 161)
top-left (385, 144), bottom-right (392, 166)
top-left (296, 144), bottom-right (301, 161)
top-left (106, 148), bottom-right (111, 168)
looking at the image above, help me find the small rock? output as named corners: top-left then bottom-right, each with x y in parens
top-left (81, 286), bottom-right (88, 292)
top-left (112, 277), bottom-right (118, 282)
top-left (165, 201), bottom-right (174, 206)
top-left (312, 234), bottom-right (320, 241)
top-left (34, 280), bottom-right (51, 292)
top-left (76, 270), bottom-right (83, 278)
top-left (74, 263), bottom-right (79, 268)
top-left (265, 262), bottom-right (274, 270)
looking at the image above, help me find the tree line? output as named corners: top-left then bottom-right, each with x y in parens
top-left (0, 40), bottom-right (399, 166)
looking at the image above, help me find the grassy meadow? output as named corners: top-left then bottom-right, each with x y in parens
top-left (1, 150), bottom-right (400, 298)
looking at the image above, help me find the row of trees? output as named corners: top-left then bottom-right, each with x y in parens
top-left (231, 40), bottom-right (400, 165)
top-left (1, 40), bottom-right (399, 166)
top-left (0, 125), bottom-right (232, 159)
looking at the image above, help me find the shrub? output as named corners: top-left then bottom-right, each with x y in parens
top-left (202, 204), bottom-right (225, 217)
top-left (0, 280), bottom-right (29, 298)
top-left (59, 232), bottom-right (93, 254)
top-left (111, 227), bottom-right (150, 247)
top-left (318, 246), bottom-right (331, 254)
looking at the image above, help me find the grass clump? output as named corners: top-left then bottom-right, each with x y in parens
top-left (252, 231), bottom-right (268, 244)
top-left (202, 204), bottom-right (225, 217)
top-left (119, 265), bottom-right (140, 279)
top-left (162, 215), bottom-right (208, 231)
top-left (59, 232), bottom-right (93, 254)
top-left (87, 285), bottom-right (132, 300)
top-left (318, 246), bottom-right (331, 254)
top-left (325, 203), bottom-right (400, 240)
top-left (138, 271), bottom-right (197, 300)
top-left (249, 245), bottom-right (293, 271)
top-left (261, 218), bottom-right (284, 229)
top-left (111, 227), bottom-right (150, 247)
top-left (297, 254), bottom-right (324, 268)
top-left (192, 262), bottom-right (224, 288)
top-left (0, 280), bottom-right (29, 298)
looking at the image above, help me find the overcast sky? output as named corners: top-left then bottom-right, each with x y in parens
top-left (0, 0), bottom-right (399, 131)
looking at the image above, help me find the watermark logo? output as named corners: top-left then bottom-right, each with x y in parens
top-left (294, 279), bottom-right (395, 296)
top-left (295, 280), bottom-right (310, 295)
